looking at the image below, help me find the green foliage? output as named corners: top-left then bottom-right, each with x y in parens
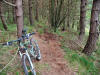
top-left (33, 19), bottom-right (49, 34)
top-left (57, 30), bottom-right (100, 75)
top-left (16, 72), bottom-right (19, 75)
top-left (7, 24), bottom-right (17, 31)
top-left (0, 20), bottom-right (4, 30)
top-left (63, 46), bottom-right (99, 75)
top-left (24, 17), bottom-right (30, 25)
top-left (0, 71), bottom-right (6, 75)
top-left (53, 29), bottom-right (67, 36)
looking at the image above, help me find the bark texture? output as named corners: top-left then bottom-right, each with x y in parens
top-left (12, 0), bottom-right (16, 24)
top-left (15, 0), bottom-right (24, 38)
top-left (82, 0), bottom-right (100, 56)
top-left (35, 0), bottom-right (39, 21)
top-left (28, 0), bottom-right (34, 25)
top-left (79, 0), bottom-right (87, 40)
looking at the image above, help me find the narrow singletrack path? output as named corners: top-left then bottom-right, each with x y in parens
top-left (33, 33), bottom-right (75, 75)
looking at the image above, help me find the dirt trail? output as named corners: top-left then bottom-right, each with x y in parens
top-left (33, 33), bottom-right (75, 75)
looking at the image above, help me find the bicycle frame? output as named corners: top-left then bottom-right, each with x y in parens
top-left (18, 42), bottom-right (35, 71)
top-left (19, 50), bottom-right (34, 70)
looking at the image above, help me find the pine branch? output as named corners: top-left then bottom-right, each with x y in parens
top-left (3, 0), bottom-right (16, 7)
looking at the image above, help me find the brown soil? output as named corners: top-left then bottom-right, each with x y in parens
top-left (33, 33), bottom-right (75, 75)
top-left (0, 32), bottom-right (75, 75)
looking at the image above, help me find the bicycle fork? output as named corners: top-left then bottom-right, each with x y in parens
top-left (19, 50), bottom-right (35, 71)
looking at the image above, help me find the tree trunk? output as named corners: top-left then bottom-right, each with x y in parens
top-left (12, 0), bottom-right (16, 24)
top-left (28, 0), bottom-right (34, 25)
top-left (67, 0), bottom-right (70, 28)
top-left (79, 0), bottom-right (87, 40)
top-left (82, 0), bottom-right (100, 56)
top-left (62, 20), bottom-right (66, 31)
top-left (0, 1), bottom-right (7, 31)
top-left (49, 0), bottom-right (65, 32)
top-left (15, 0), bottom-right (24, 38)
top-left (7, 6), bottom-right (10, 23)
top-left (35, 0), bottom-right (39, 21)
top-left (72, 18), bottom-right (75, 28)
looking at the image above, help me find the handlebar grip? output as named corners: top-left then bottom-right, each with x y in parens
top-left (8, 42), bottom-right (13, 45)
top-left (2, 41), bottom-right (13, 46)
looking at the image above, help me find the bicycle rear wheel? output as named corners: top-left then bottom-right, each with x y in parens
top-left (30, 38), bottom-right (41, 61)
top-left (22, 54), bottom-right (36, 75)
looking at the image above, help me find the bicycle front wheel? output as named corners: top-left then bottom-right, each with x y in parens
top-left (22, 54), bottom-right (36, 75)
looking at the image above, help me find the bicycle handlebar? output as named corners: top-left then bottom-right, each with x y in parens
top-left (2, 32), bottom-right (35, 46)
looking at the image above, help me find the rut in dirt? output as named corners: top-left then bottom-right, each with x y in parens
top-left (33, 33), bottom-right (75, 75)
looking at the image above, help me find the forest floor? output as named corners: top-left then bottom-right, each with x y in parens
top-left (0, 31), bottom-right (75, 75)
top-left (0, 30), bottom-right (99, 75)
top-left (33, 33), bottom-right (75, 75)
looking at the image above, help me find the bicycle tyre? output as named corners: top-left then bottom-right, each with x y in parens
top-left (30, 38), bottom-right (41, 61)
top-left (22, 54), bottom-right (36, 75)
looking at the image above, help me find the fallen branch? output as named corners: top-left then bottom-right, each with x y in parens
top-left (3, 0), bottom-right (16, 7)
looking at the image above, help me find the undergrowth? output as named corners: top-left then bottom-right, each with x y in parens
top-left (58, 30), bottom-right (100, 75)
top-left (1, 18), bottom-right (100, 75)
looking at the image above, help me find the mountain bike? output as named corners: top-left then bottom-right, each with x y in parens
top-left (2, 30), bottom-right (41, 75)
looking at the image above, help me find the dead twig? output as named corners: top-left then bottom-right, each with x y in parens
top-left (3, 0), bottom-right (16, 7)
